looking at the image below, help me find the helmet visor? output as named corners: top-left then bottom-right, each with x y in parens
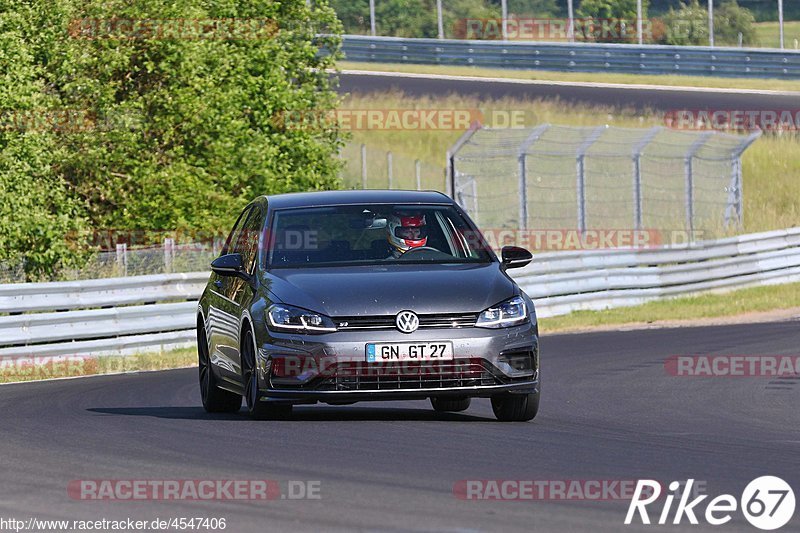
top-left (394, 226), bottom-right (428, 241)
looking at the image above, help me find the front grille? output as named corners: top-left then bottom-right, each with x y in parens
top-left (334, 312), bottom-right (479, 331)
top-left (313, 358), bottom-right (499, 391)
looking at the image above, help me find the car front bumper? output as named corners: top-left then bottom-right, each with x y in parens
top-left (255, 321), bottom-right (539, 403)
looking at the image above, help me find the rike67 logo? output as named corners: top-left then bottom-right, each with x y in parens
top-left (626, 477), bottom-right (795, 530)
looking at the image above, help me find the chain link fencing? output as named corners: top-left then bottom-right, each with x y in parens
top-left (339, 142), bottom-right (446, 191)
top-left (0, 240), bottom-right (222, 284)
top-left (449, 124), bottom-right (761, 241)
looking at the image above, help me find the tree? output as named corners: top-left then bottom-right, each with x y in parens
top-left (0, 2), bottom-right (90, 279)
top-left (656, 0), bottom-right (754, 46)
top-left (658, 0), bottom-right (708, 45)
top-left (576, 0), bottom-right (649, 43)
top-left (715, 0), bottom-right (756, 46)
top-left (329, 0), bottom-right (498, 39)
top-left (0, 0), bottom-right (344, 279)
top-left (508, 0), bottom-right (560, 18)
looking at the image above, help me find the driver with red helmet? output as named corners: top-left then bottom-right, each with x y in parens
top-left (386, 211), bottom-right (428, 258)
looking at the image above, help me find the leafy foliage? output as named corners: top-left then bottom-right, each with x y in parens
top-left (330, 0), bottom-right (499, 38)
top-left (658, 0), bottom-right (756, 46)
top-left (576, 0), bottom-right (649, 43)
top-left (0, 0), bottom-right (343, 279)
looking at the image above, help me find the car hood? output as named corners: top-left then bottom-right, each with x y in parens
top-left (263, 262), bottom-right (516, 317)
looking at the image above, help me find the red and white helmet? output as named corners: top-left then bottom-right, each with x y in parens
top-left (387, 212), bottom-right (427, 252)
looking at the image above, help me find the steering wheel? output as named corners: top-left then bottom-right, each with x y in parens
top-left (396, 246), bottom-right (455, 261)
top-left (401, 246), bottom-right (440, 255)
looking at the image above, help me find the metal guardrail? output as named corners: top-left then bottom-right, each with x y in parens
top-left (1, 227), bottom-right (799, 358)
top-left (515, 227), bottom-right (800, 317)
top-left (0, 273), bottom-right (205, 359)
top-left (341, 35), bottom-right (800, 78)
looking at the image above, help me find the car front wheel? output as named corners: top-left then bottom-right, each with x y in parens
top-left (491, 391), bottom-right (539, 422)
top-left (241, 329), bottom-right (292, 420)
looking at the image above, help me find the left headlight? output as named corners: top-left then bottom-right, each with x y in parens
top-left (475, 296), bottom-right (529, 329)
top-left (266, 304), bottom-right (337, 334)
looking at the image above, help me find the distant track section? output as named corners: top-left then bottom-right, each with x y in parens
top-left (337, 69), bottom-right (800, 111)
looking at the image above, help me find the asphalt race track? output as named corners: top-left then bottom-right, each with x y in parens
top-left (0, 321), bottom-right (798, 532)
top-left (338, 70), bottom-right (800, 112)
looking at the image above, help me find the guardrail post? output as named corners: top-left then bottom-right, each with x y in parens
top-left (631, 127), bottom-right (662, 231)
top-left (684, 132), bottom-right (713, 238)
top-left (415, 159), bottom-right (421, 190)
top-left (575, 126), bottom-right (607, 233)
top-left (361, 144), bottom-right (367, 189)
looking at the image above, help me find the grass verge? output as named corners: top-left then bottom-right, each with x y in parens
top-left (754, 21), bottom-right (800, 50)
top-left (338, 61), bottom-right (800, 93)
top-left (0, 347), bottom-right (196, 384)
top-left (539, 282), bottom-right (800, 333)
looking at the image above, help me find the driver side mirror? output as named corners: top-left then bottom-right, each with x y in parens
top-left (211, 253), bottom-right (252, 284)
top-left (501, 246), bottom-right (533, 270)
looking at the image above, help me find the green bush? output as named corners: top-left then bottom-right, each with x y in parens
top-left (715, 0), bottom-right (756, 46)
top-left (576, 0), bottom-right (649, 43)
top-left (658, 0), bottom-right (755, 46)
top-left (0, 0), bottom-right (344, 280)
top-left (330, 0), bottom-right (498, 39)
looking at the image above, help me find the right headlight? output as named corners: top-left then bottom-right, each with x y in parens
top-left (475, 296), bottom-right (529, 328)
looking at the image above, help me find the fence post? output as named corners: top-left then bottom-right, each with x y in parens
top-left (726, 130), bottom-right (761, 228)
top-left (445, 121), bottom-right (481, 200)
top-left (575, 126), bottom-right (607, 234)
top-left (361, 144), bottom-right (367, 189)
top-left (415, 159), bottom-right (421, 190)
top-left (164, 238), bottom-right (175, 273)
top-left (724, 159), bottom-right (740, 229)
top-left (116, 243), bottom-right (127, 277)
top-left (387, 151), bottom-right (393, 189)
top-left (369, 0), bottom-right (376, 36)
top-left (631, 127), bottom-right (662, 231)
top-left (684, 132), bottom-right (713, 238)
top-left (517, 124), bottom-right (551, 231)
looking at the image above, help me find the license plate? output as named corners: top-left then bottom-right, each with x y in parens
top-left (366, 342), bottom-right (454, 362)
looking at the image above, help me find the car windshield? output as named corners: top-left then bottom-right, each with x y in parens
top-left (265, 204), bottom-right (493, 268)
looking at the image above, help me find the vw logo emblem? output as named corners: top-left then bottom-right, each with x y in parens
top-left (395, 311), bottom-right (419, 333)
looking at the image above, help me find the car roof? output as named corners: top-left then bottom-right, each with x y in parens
top-left (261, 189), bottom-right (453, 209)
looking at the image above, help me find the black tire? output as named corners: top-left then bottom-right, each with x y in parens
top-left (491, 392), bottom-right (539, 422)
top-left (241, 329), bottom-right (292, 420)
top-left (198, 322), bottom-right (241, 413)
top-left (430, 396), bottom-right (471, 412)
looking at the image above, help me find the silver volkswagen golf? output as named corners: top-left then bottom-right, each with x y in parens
top-left (198, 190), bottom-right (540, 421)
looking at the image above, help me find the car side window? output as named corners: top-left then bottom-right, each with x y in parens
top-left (234, 205), bottom-right (263, 274)
top-left (222, 206), bottom-right (252, 256)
